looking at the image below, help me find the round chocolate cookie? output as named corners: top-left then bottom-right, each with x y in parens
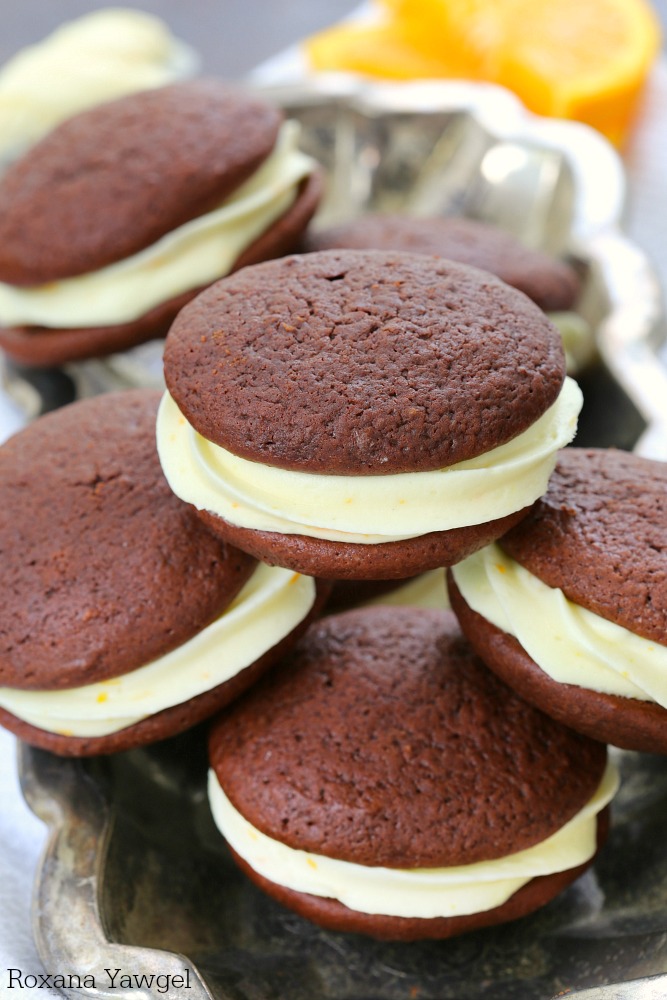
top-left (208, 607), bottom-right (612, 940)
top-left (301, 214), bottom-right (581, 312)
top-left (0, 389), bottom-right (325, 756)
top-left (448, 447), bottom-right (667, 753)
top-left (159, 249), bottom-right (582, 579)
top-left (0, 80), bottom-right (321, 366)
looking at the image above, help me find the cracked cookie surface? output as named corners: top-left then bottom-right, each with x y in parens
top-left (164, 249), bottom-right (566, 474)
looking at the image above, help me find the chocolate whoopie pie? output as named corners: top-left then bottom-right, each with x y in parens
top-left (158, 249), bottom-right (582, 580)
top-left (302, 214), bottom-right (581, 312)
top-left (0, 79), bottom-right (321, 367)
top-left (207, 607), bottom-right (615, 941)
top-left (0, 389), bottom-right (325, 756)
top-left (449, 447), bottom-right (667, 753)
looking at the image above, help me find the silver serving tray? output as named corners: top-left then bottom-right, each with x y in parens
top-left (16, 78), bottom-right (667, 999)
top-left (18, 735), bottom-right (667, 1000)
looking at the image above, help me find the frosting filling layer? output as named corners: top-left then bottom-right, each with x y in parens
top-left (156, 377), bottom-right (582, 544)
top-left (0, 565), bottom-right (316, 737)
top-left (452, 543), bottom-right (667, 703)
top-left (361, 568), bottom-right (448, 610)
top-left (0, 121), bottom-right (314, 327)
top-left (208, 762), bottom-right (618, 918)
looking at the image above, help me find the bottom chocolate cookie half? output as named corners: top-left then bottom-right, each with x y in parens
top-left (196, 505), bottom-right (531, 580)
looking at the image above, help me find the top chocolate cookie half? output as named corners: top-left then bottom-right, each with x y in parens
top-left (302, 215), bottom-right (581, 312)
top-left (164, 249), bottom-right (566, 475)
top-left (0, 388), bottom-right (255, 690)
top-left (500, 447), bottom-right (667, 644)
top-left (0, 79), bottom-right (282, 285)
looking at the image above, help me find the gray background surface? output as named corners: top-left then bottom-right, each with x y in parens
top-left (2, 0), bottom-right (664, 79)
top-left (0, 1), bottom-right (360, 78)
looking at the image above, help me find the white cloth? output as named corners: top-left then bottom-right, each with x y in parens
top-left (0, 56), bottom-right (665, 999)
top-left (0, 730), bottom-right (61, 997)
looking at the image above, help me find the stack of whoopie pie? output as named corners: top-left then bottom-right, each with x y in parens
top-left (1, 15), bottom-right (657, 953)
top-left (0, 67), bottom-right (331, 759)
top-left (152, 244), bottom-right (643, 939)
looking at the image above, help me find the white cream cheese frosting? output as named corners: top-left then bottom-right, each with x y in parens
top-left (0, 564), bottom-right (316, 738)
top-left (0, 9), bottom-right (197, 164)
top-left (0, 120), bottom-right (315, 328)
top-left (548, 311), bottom-right (596, 374)
top-left (361, 569), bottom-right (449, 610)
top-left (451, 543), bottom-right (667, 704)
top-left (156, 377), bottom-right (583, 545)
top-left (208, 761), bottom-right (618, 919)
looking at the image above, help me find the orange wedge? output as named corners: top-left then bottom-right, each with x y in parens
top-left (491, 0), bottom-right (661, 146)
top-left (305, 17), bottom-right (468, 80)
top-left (306, 2), bottom-right (501, 80)
top-left (304, 0), bottom-right (661, 146)
top-left (377, 0), bottom-right (502, 77)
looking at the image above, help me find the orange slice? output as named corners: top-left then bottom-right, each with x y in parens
top-left (305, 17), bottom-right (468, 80)
top-left (492, 0), bottom-right (661, 145)
top-left (377, 0), bottom-right (502, 77)
top-left (304, 0), bottom-right (661, 146)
